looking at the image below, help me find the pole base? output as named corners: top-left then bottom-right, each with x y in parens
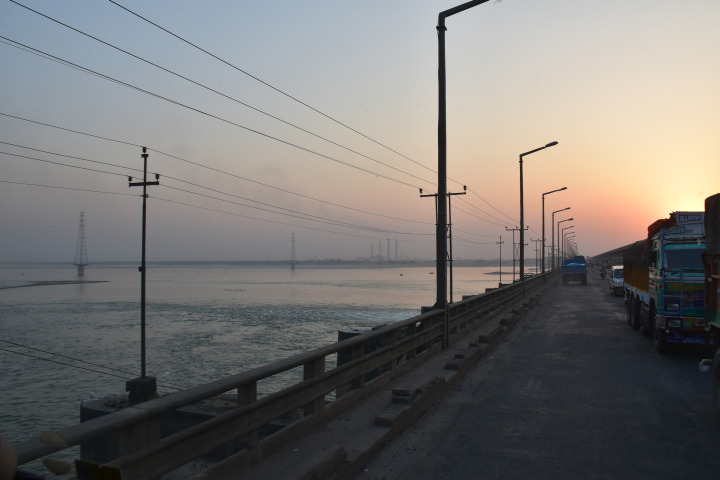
top-left (126, 376), bottom-right (157, 405)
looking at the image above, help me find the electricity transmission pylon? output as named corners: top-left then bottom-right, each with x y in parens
top-left (290, 232), bottom-right (296, 270)
top-left (73, 212), bottom-right (89, 276)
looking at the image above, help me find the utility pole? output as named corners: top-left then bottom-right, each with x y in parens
top-left (127, 147), bottom-right (159, 404)
top-left (531, 238), bottom-right (542, 276)
top-left (505, 226), bottom-right (525, 283)
top-left (421, 187), bottom-right (466, 304)
top-left (496, 235), bottom-right (504, 287)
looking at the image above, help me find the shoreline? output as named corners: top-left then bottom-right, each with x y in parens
top-left (0, 280), bottom-right (110, 290)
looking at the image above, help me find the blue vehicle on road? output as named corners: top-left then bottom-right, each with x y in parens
top-left (561, 256), bottom-right (587, 285)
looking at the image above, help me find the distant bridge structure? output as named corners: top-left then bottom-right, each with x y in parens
top-left (589, 242), bottom-right (637, 268)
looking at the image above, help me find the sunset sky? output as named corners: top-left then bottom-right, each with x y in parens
top-left (1, 0), bottom-right (718, 263)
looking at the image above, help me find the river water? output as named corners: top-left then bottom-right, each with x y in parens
top-left (0, 262), bottom-right (501, 473)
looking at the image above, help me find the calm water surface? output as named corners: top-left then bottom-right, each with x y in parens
top-left (0, 263), bottom-right (500, 471)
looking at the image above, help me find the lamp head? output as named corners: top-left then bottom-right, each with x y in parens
top-left (546, 141), bottom-right (558, 147)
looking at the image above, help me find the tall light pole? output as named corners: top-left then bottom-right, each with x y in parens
top-left (551, 207), bottom-right (570, 269)
top-left (566, 235), bottom-right (577, 258)
top-left (436, 1), bottom-right (491, 348)
top-left (557, 218), bottom-right (573, 266)
top-left (542, 187), bottom-right (566, 273)
top-left (519, 141), bottom-right (558, 282)
top-left (436, 0), bottom-right (491, 313)
top-left (562, 228), bottom-right (574, 262)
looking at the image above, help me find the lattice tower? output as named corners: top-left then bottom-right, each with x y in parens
top-left (74, 212), bottom-right (89, 276)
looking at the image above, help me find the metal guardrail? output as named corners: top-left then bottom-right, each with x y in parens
top-left (15, 273), bottom-right (549, 479)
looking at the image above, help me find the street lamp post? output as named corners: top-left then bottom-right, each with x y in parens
top-left (562, 228), bottom-right (574, 261)
top-left (541, 187), bottom-right (566, 273)
top-left (436, 0), bottom-right (491, 311)
top-left (565, 233), bottom-right (576, 258)
top-left (436, 0), bottom-right (491, 348)
top-left (551, 207), bottom-right (570, 270)
top-left (519, 141), bottom-right (558, 282)
top-left (565, 235), bottom-right (577, 259)
top-left (557, 218), bottom-right (573, 266)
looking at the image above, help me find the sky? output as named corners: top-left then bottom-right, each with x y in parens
top-left (0, 0), bottom-right (718, 263)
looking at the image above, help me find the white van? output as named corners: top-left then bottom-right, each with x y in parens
top-left (609, 265), bottom-right (624, 296)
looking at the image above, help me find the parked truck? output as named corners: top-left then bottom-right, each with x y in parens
top-left (561, 256), bottom-right (587, 285)
top-left (624, 211), bottom-right (707, 353)
top-left (702, 194), bottom-right (720, 409)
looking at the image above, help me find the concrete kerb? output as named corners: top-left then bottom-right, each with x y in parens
top-left (239, 288), bottom-right (545, 480)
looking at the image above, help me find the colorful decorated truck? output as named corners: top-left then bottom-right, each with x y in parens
top-left (702, 194), bottom-right (720, 409)
top-left (624, 211), bottom-right (707, 353)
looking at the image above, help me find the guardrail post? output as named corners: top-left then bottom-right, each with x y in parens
top-left (303, 357), bottom-right (325, 417)
top-left (237, 382), bottom-right (258, 450)
top-left (117, 417), bottom-right (161, 459)
top-left (352, 342), bottom-right (365, 389)
top-left (387, 329), bottom-right (398, 374)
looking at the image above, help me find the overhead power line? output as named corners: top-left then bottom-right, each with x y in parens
top-left (0, 115), bottom-right (432, 225)
top-left (0, 141), bottom-right (145, 175)
top-left (160, 184), bottom-right (429, 236)
top-left (8, 1), bottom-right (435, 187)
top-left (0, 35), bottom-right (422, 190)
top-left (0, 180), bottom-right (137, 197)
top-left (452, 203), bottom-right (507, 229)
top-left (0, 150), bottom-right (131, 178)
top-left (0, 339), bottom-right (186, 391)
top-left (105, 0), bottom-right (435, 177)
top-left (453, 228), bottom-right (498, 239)
top-left (452, 235), bottom-right (498, 246)
top-left (465, 187), bottom-right (517, 224)
top-left (0, 178), bottom-right (432, 242)
top-left (153, 196), bottom-right (433, 242)
top-left (155, 149), bottom-right (433, 226)
top-left (2, 8), bottom-right (521, 233)
top-left (1, 139), bottom-right (433, 230)
top-left (0, 111), bottom-right (140, 148)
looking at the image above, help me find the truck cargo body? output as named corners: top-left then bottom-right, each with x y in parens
top-left (702, 194), bottom-right (720, 409)
top-left (624, 212), bottom-right (707, 353)
top-left (561, 256), bottom-right (587, 285)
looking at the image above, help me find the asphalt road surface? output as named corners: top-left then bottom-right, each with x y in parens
top-left (363, 270), bottom-right (720, 480)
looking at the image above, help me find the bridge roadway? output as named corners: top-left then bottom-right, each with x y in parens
top-left (243, 269), bottom-right (720, 480)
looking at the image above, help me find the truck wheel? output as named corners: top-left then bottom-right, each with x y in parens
top-left (640, 305), bottom-right (650, 337)
top-left (654, 329), bottom-right (669, 354)
top-left (631, 298), bottom-right (640, 330)
top-left (647, 304), bottom-right (656, 339)
top-left (626, 298), bottom-right (632, 326)
top-left (713, 348), bottom-right (720, 411)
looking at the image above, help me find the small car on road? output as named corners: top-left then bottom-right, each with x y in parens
top-left (609, 265), bottom-right (624, 296)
